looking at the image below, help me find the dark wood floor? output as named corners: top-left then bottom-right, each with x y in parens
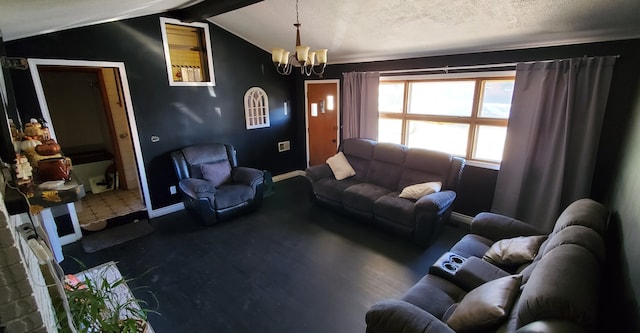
top-left (61, 176), bottom-right (469, 333)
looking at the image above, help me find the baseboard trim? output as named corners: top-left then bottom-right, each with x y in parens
top-left (451, 211), bottom-right (474, 225)
top-left (150, 171), bottom-right (306, 218)
top-left (149, 202), bottom-right (184, 218)
top-left (149, 175), bottom-right (477, 225)
top-left (272, 170), bottom-right (305, 182)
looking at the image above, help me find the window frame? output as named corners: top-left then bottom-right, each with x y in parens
top-left (379, 73), bottom-right (515, 168)
top-left (160, 17), bottom-right (216, 87)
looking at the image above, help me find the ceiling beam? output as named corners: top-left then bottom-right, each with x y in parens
top-left (170, 0), bottom-right (263, 23)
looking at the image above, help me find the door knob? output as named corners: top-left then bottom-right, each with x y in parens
top-left (119, 133), bottom-right (128, 139)
top-left (331, 139), bottom-right (337, 143)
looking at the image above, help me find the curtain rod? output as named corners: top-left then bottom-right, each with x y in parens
top-left (380, 62), bottom-right (518, 75)
top-left (378, 55), bottom-right (620, 75)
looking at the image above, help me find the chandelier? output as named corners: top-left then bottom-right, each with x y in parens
top-left (271, 0), bottom-right (327, 76)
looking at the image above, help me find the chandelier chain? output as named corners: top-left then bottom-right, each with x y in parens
top-left (295, 0), bottom-right (300, 25)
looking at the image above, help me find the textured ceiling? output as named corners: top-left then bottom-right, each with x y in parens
top-left (0, 0), bottom-right (197, 41)
top-left (1, 0), bottom-right (639, 64)
top-left (211, 0), bottom-right (640, 63)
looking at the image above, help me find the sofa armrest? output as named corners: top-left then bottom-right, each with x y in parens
top-left (232, 167), bottom-right (264, 187)
top-left (415, 190), bottom-right (457, 213)
top-left (179, 178), bottom-right (216, 201)
top-left (453, 256), bottom-right (510, 291)
top-left (366, 300), bottom-right (455, 333)
top-left (305, 164), bottom-right (333, 183)
top-left (516, 320), bottom-right (587, 333)
top-left (470, 212), bottom-right (546, 242)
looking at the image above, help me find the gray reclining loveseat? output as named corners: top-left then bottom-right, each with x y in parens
top-left (306, 138), bottom-right (465, 246)
top-left (366, 198), bottom-right (608, 333)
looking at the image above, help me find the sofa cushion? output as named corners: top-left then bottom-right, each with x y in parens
top-left (552, 198), bottom-right (608, 237)
top-left (402, 275), bottom-right (466, 319)
top-left (341, 137), bottom-right (376, 160)
top-left (366, 159), bottom-right (405, 191)
top-left (214, 184), bottom-right (254, 209)
top-left (183, 143), bottom-right (230, 179)
top-left (326, 152), bottom-right (356, 180)
top-left (372, 141), bottom-right (407, 164)
top-left (313, 178), bottom-right (360, 204)
top-left (399, 148), bottom-right (452, 190)
top-left (201, 161), bottom-right (232, 187)
top-left (374, 193), bottom-right (416, 228)
top-left (344, 155), bottom-right (372, 182)
top-left (178, 179), bottom-right (216, 204)
top-left (341, 138), bottom-right (375, 181)
top-left (447, 275), bottom-right (522, 333)
top-left (182, 143), bottom-right (229, 166)
top-left (366, 300), bottom-right (456, 333)
top-left (483, 236), bottom-right (548, 266)
top-left (364, 143), bottom-right (407, 190)
top-left (517, 244), bottom-right (600, 330)
top-left (450, 234), bottom-right (494, 258)
top-left (543, 225), bottom-right (605, 263)
top-left (518, 261), bottom-right (539, 286)
top-left (343, 183), bottom-right (392, 216)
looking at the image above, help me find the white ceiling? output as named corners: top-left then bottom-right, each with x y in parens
top-left (1, 0), bottom-right (640, 64)
top-left (0, 0), bottom-right (197, 41)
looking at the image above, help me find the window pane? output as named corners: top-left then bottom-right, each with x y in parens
top-left (379, 83), bottom-right (404, 113)
top-left (407, 121), bottom-right (469, 156)
top-left (378, 118), bottom-right (403, 144)
top-left (479, 80), bottom-right (514, 119)
top-left (474, 125), bottom-right (507, 161)
top-left (408, 81), bottom-right (475, 116)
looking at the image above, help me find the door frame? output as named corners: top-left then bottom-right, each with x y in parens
top-left (28, 58), bottom-right (153, 217)
top-left (304, 79), bottom-right (341, 168)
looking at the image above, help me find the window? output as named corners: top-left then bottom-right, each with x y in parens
top-left (160, 17), bottom-right (215, 86)
top-left (378, 76), bottom-right (514, 164)
top-left (244, 87), bottom-right (270, 129)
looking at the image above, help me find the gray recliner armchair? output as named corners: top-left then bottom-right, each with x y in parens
top-left (171, 143), bottom-right (264, 226)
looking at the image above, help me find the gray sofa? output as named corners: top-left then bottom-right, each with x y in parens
top-left (305, 138), bottom-right (465, 246)
top-left (366, 198), bottom-right (608, 333)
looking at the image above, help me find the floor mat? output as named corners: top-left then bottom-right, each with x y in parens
top-left (81, 220), bottom-right (154, 253)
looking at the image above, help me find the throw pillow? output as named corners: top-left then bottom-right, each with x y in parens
top-left (201, 161), bottom-right (232, 187)
top-left (326, 152), bottom-right (356, 180)
top-left (483, 236), bottom-right (548, 266)
top-left (398, 181), bottom-right (442, 200)
top-left (447, 275), bottom-right (522, 333)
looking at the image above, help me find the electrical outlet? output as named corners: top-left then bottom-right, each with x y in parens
top-left (169, 185), bottom-right (177, 195)
top-left (278, 141), bottom-right (290, 152)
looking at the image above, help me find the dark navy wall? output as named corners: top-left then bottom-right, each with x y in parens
top-left (317, 38), bottom-right (640, 216)
top-left (6, 14), bottom-right (305, 209)
top-left (6, 13), bottom-right (640, 218)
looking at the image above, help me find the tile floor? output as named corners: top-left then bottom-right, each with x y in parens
top-left (74, 188), bottom-right (145, 225)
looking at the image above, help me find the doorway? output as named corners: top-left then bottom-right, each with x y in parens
top-left (304, 80), bottom-right (340, 167)
top-left (28, 59), bottom-right (152, 225)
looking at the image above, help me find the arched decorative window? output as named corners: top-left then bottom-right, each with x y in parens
top-left (244, 87), bottom-right (270, 129)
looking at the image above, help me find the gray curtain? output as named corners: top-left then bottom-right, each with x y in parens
top-left (342, 72), bottom-right (380, 139)
top-left (492, 56), bottom-right (617, 231)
